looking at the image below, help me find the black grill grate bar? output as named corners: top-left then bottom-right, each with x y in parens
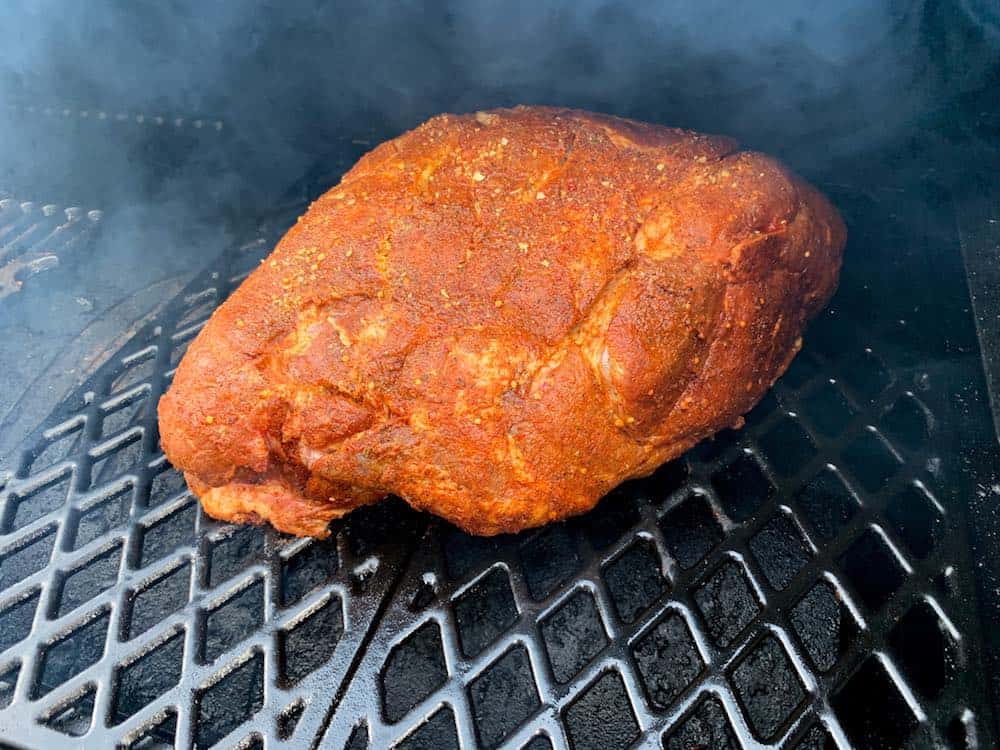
top-left (0, 319), bottom-right (179, 710)
top-left (116, 554), bottom-right (194, 641)
top-left (0, 367), bottom-right (971, 750)
top-left (1, 184), bottom-right (997, 749)
top-left (308, 534), bottom-right (427, 750)
top-left (0, 254), bottom-right (421, 749)
top-left (322, 331), bottom-right (980, 748)
top-left (334, 531), bottom-right (815, 750)
top-left (342, 491), bottom-right (906, 750)
top-left (102, 542), bottom-right (405, 749)
top-left (692, 412), bottom-right (959, 746)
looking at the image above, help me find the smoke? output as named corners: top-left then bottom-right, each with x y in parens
top-left (0, 0), bottom-right (996, 458)
top-left (2, 0), bottom-right (997, 195)
top-left (0, 0), bottom-right (996, 282)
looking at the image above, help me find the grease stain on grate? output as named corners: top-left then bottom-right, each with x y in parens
top-left (711, 451), bottom-right (774, 522)
top-left (729, 635), bottom-right (806, 740)
top-left (518, 526), bottom-right (580, 601)
top-left (832, 656), bottom-right (918, 750)
top-left (380, 621), bottom-right (447, 723)
top-left (469, 644), bottom-right (540, 749)
top-left (194, 650), bottom-right (265, 750)
top-left (393, 705), bottom-right (459, 750)
top-left (39, 684), bottom-right (97, 737)
top-left (123, 560), bottom-right (191, 640)
top-left (602, 537), bottom-right (667, 624)
top-left (631, 610), bottom-right (703, 710)
top-left (663, 694), bottom-right (740, 749)
top-left (838, 527), bottom-right (906, 610)
top-left (540, 588), bottom-right (607, 684)
top-left (0, 587), bottom-right (41, 653)
top-left (748, 511), bottom-right (812, 591)
top-left (110, 628), bottom-right (184, 725)
top-left (51, 542), bottom-right (122, 618)
top-left (563, 670), bottom-right (639, 750)
top-left (659, 490), bottom-right (723, 570)
top-left (453, 566), bottom-right (518, 658)
top-left (202, 577), bottom-right (264, 663)
top-left (693, 559), bottom-right (761, 649)
top-left (0, 525), bottom-right (57, 588)
top-left (279, 593), bottom-right (343, 686)
top-left (789, 579), bottom-right (859, 673)
top-left (33, 608), bottom-right (110, 699)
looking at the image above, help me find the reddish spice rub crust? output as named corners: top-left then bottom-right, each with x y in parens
top-left (157, 106), bottom-right (845, 537)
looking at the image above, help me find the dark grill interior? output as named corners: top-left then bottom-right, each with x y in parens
top-left (1, 2), bottom-right (999, 747)
top-left (0, 170), bottom-right (998, 748)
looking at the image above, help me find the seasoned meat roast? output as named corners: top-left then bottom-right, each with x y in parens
top-left (158, 106), bottom-right (845, 537)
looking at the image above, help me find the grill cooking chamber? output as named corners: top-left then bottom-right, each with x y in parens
top-left (0, 2), bottom-right (998, 748)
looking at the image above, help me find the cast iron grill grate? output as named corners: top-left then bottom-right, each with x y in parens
top-left (0, 198), bottom-right (103, 300)
top-left (0, 183), bottom-right (997, 749)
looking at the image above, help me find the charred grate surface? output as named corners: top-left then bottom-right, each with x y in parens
top-left (0, 184), bottom-right (998, 749)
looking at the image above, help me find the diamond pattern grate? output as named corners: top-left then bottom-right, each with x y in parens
top-left (0, 185), bottom-right (997, 749)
